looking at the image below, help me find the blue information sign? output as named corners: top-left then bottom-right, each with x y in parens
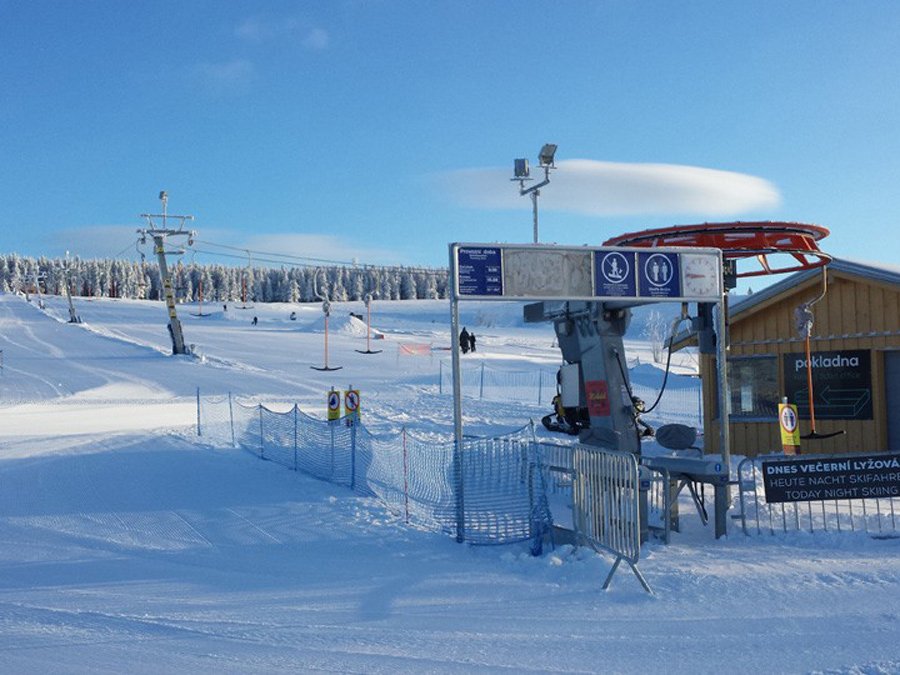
top-left (638, 252), bottom-right (681, 298)
top-left (457, 247), bottom-right (503, 296)
top-left (594, 250), bottom-right (636, 297)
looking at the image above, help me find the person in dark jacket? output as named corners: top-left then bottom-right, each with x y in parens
top-left (468, 332), bottom-right (476, 352)
top-left (459, 327), bottom-right (470, 354)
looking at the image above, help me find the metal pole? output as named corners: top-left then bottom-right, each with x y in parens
top-left (449, 247), bottom-right (465, 543)
top-left (324, 314), bottom-right (329, 369)
top-left (196, 387), bottom-right (201, 437)
top-left (63, 253), bottom-right (80, 323)
top-left (479, 361), bottom-right (485, 400)
top-left (717, 294), bottom-right (731, 471)
top-left (366, 299), bottom-right (372, 352)
top-left (258, 404), bottom-right (264, 458)
top-left (715, 289), bottom-right (731, 540)
top-left (532, 190), bottom-right (539, 244)
top-left (152, 233), bottom-right (188, 355)
top-left (402, 427), bottom-right (410, 524)
top-left (228, 391), bottom-right (235, 447)
top-left (350, 421), bottom-right (357, 491)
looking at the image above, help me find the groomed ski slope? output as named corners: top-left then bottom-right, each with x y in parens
top-left (0, 293), bottom-right (898, 674)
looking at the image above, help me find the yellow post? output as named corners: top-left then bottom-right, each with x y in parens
top-left (778, 398), bottom-right (801, 455)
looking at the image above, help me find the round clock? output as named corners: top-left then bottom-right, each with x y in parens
top-left (681, 254), bottom-right (721, 298)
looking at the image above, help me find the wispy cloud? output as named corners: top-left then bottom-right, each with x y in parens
top-left (44, 227), bottom-right (403, 268)
top-left (235, 15), bottom-right (329, 50)
top-left (189, 59), bottom-right (254, 97)
top-left (301, 27), bottom-right (329, 51)
top-left (436, 159), bottom-right (781, 217)
top-left (42, 225), bottom-right (144, 259)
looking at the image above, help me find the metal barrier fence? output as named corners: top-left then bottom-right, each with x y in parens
top-left (738, 453), bottom-right (900, 537)
top-left (196, 393), bottom-right (551, 547)
top-left (572, 444), bottom-right (650, 593)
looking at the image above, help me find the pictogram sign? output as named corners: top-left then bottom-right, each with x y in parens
top-left (327, 389), bottom-right (341, 421)
top-left (778, 402), bottom-right (801, 455)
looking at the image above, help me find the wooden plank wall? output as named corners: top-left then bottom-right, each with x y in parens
top-left (702, 270), bottom-right (900, 457)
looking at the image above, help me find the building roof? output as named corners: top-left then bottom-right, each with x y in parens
top-left (729, 258), bottom-right (900, 320)
top-left (668, 258), bottom-right (900, 350)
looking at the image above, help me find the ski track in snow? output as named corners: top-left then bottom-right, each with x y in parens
top-left (0, 292), bottom-right (898, 673)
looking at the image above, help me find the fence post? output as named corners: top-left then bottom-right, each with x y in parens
top-left (697, 381), bottom-right (703, 430)
top-left (479, 362), bottom-right (485, 400)
top-left (258, 405), bottom-right (264, 458)
top-left (350, 420), bottom-right (357, 491)
top-left (453, 437), bottom-right (466, 542)
top-left (196, 387), bottom-right (201, 437)
top-left (228, 392), bottom-right (236, 447)
top-left (439, 360), bottom-right (443, 394)
top-left (537, 371), bottom-right (542, 406)
top-left (330, 419), bottom-right (335, 479)
top-left (293, 405), bottom-right (298, 471)
top-left (402, 427), bottom-right (410, 524)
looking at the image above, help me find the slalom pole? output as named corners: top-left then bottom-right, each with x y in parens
top-left (355, 293), bottom-right (382, 355)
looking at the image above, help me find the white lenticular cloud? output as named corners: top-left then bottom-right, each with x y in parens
top-left (438, 159), bottom-right (781, 216)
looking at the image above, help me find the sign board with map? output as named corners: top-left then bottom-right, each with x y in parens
top-left (451, 243), bottom-right (722, 303)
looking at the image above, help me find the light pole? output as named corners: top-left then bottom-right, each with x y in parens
top-left (512, 143), bottom-right (557, 243)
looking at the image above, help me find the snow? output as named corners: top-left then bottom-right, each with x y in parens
top-left (1, 292), bottom-right (898, 673)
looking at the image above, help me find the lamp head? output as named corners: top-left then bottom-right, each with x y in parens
top-left (538, 143), bottom-right (557, 168)
top-left (513, 158), bottom-right (530, 179)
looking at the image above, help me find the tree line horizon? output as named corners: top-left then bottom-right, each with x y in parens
top-left (0, 253), bottom-right (451, 303)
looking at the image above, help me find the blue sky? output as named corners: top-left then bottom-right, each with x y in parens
top-left (2, 1), bottom-right (898, 291)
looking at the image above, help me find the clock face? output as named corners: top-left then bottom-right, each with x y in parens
top-left (681, 253), bottom-right (721, 298)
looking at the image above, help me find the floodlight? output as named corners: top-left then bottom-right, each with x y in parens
top-left (159, 190), bottom-right (167, 201)
top-left (514, 158), bottom-right (530, 179)
top-left (538, 143), bottom-right (557, 167)
top-left (510, 143), bottom-right (559, 244)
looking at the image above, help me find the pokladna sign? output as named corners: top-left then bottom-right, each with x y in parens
top-left (783, 349), bottom-right (873, 420)
top-left (762, 453), bottom-right (900, 503)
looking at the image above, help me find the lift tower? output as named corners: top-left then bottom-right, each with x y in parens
top-left (138, 191), bottom-right (196, 355)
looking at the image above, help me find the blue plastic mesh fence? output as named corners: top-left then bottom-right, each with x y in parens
top-left (460, 434), bottom-right (551, 545)
top-left (630, 383), bottom-right (702, 428)
top-left (440, 360), bottom-right (556, 405)
top-left (298, 412), bottom-right (350, 485)
top-left (232, 401), bottom-right (262, 454)
top-left (260, 406), bottom-right (296, 467)
top-left (197, 395), bottom-right (234, 448)
top-left (196, 394), bottom-right (551, 545)
top-left (440, 360), bottom-right (701, 429)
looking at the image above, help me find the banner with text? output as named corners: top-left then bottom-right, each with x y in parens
top-left (762, 453), bottom-right (900, 503)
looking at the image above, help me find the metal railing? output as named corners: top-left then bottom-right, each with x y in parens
top-left (571, 444), bottom-right (651, 593)
top-left (738, 452), bottom-right (900, 537)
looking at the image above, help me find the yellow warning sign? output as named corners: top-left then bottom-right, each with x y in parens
top-left (345, 389), bottom-right (360, 413)
top-left (778, 402), bottom-right (801, 455)
top-left (327, 389), bottom-right (341, 421)
top-left (344, 388), bottom-right (361, 425)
